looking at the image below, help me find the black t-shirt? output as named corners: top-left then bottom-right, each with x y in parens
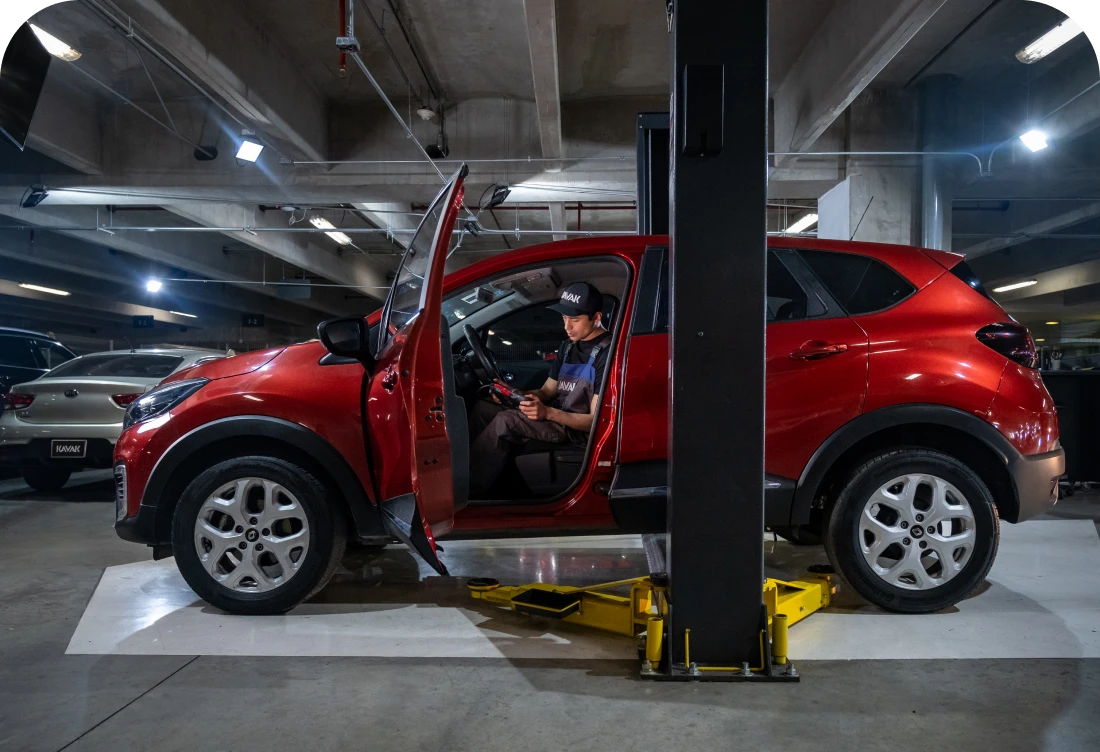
top-left (549, 331), bottom-right (612, 385)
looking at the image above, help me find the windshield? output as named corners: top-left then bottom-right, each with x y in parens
top-left (377, 169), bottom-right (462, 354)
top-left (442, 285), bottom-right (514, 326)
top-left (45, 353), bottom-right (185, 379)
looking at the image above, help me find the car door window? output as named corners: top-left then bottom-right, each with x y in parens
top-left (0, 336), bottom-right (37, 368)
top-left (30, 340), bottom-right (74, 370)
top-left (799, 249), bottom-right (915, 315)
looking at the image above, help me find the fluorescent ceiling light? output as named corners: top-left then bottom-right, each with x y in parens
top-left (992, 280), bottom-right (1038, 293)
top-left (29, 24), bottom-right (81, 62)
top-left (1035, 338), bottom-right (1046, 342)
top-left (1019, 129), bottom-right (1049, 153)
top-left (1045, 321), bottom-right (1059, 325)
top-left (309, 216), bottom-right (353, 245)
top-left (785, 213), bottom-right (819, 234)
top-left (146, 279), bottom-right (163, 293)
top-left (1016, 18), bottom-right (1082, 64)
top-left (19, 282), bottom-right (70, 296)
top-left (235, 140), bottom-right (264, 162)
top-left (501, 340), bottom-right (513, 346)
top-left (170, 311), bottom-right (197, 319)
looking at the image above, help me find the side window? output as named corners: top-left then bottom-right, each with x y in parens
top-left (767, 253), bottom-right (811, 322)
top-left (0, 337), bottom-right (37, 368)
top-left (800, 249), bottom-right (915, 315)
top-left (486, 306), bottom-right (566, 365)
top-left (31, 341), bottom-right (74, 370)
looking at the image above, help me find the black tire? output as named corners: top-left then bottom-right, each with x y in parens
top-left (824, 449), bottom-right (1000, 614)
top-left (22, 467), bottom-right (71, 492)
top-left (172, 457), bottom-right (346, 615)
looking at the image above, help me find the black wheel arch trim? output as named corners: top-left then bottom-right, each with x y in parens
top-left (139, 415), bottom-right (384, 544)
top-left (792, 404), bottom-right (1021, 526)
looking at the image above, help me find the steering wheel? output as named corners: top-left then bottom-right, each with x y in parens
top-left (462, 324), bottom-right (505, 386)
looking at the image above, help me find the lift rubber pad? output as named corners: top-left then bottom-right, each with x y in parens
top-left (511, 589), bottom-right (582, 619)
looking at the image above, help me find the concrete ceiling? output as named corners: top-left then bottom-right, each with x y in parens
top-left (3, 0), bottom-right (1099, 354)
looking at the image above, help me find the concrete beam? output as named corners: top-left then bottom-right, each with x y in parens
top-left (25, 79), bottom-right (103, 175)
top-left (117, 0), bottom-right (328, 160)
top-left (773, 0), bottom-right (946, 165)
top-left (522, 0), bottom-right (563, 160)
top-left (958, 201), bottom-right (1100, 259)
top-left (0, 278), bottom-right (198, 327)
top-left (991, 257), bottom-right (1100, 303)
top-left (0, 205), bottom-right (349, 316)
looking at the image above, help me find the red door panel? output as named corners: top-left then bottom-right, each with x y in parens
top-left (766, 317), bottom-right (869, 480)
top-left (618, 333), bottom-right (669, 463)
top-left (366, 168), bottom-right (466, 574)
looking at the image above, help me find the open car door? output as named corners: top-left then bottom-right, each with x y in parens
top-left (366, 166), bottom-right (467, 574)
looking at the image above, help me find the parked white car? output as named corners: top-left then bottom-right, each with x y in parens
top-left (0, 349), bottom-right (225, 491)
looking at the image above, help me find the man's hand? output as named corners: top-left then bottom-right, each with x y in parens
top-left (519, 395), bottom-right (552, 421)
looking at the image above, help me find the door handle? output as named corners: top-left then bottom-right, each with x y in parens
top-left (790, 343), bottom-right (849, 360)
top-left (381, 366), bottom-right (398, 390)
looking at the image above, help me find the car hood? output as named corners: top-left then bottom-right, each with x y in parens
top-left (164, 346), bottom-right (287, 384)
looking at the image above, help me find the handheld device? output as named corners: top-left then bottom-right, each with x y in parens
top-left (490, 382), bottom-right (531, 409)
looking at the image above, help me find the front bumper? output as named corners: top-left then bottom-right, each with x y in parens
top-left (1009, 446), bottom-right (1065, 522)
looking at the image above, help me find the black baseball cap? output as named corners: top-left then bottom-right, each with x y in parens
top-left (548, 282), bottom-right (603, 316)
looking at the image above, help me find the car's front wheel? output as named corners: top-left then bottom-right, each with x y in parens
top-left (825, 449), bottom-right (999, 614)
top-left (23, 467), bottom-right (71, 492)
top-left (172, 457), bottom-right (346, 615)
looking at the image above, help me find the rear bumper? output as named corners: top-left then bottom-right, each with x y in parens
top-left (1009, 446), bottom-right (1065, 522)
top-left (0, 438), bottom-right (116, 469)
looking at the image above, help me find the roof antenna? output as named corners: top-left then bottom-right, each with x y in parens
top-left (850, 196), bottom-right (874, 241)
top-left (124, 336), bottom-right (135, 353)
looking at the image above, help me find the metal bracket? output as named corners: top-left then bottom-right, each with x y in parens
top-left (336, 36), bottom-right (361, 52)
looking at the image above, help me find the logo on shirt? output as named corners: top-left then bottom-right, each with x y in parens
top-left (561, 292), bottom-right (582, 304)
top-left (559, 381), bottom-right (578, 392)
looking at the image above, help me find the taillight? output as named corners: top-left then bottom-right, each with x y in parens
top-left (2, 393), bottom-right (34, 410)
top-left (976, 323), bottom-right (1038, 369)
top-left (112, 393), bottom-right (142, 407)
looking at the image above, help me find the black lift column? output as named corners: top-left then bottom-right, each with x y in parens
top-left (665, 0), bottom-right (770, 675)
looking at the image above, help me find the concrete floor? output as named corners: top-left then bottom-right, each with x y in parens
top-left (2, 470), bottom-right (1100, 752)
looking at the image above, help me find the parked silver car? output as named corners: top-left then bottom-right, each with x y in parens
top-left (0, 349), bottom-right (225, 491)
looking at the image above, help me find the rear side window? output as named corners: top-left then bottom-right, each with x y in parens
top-left (800, 250), bottom-right (915, 315)
top-left (0, 336), bottom-right (36, 368)
top-left (30, 340), bottom-right (74, 370)
top-left (45, 354), bottom-right (184, 379)
top-left (950, 261), bottom-right (991, 300)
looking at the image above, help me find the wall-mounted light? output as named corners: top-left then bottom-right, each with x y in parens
top-left (29, 24), bottom-right (81, 62)
top-left (785, 213), bottom-right (819, 234)
top-left (1016, 18), bottom-right (1083, 64)
top-left (309, 217), bottom-right (352, 245)
top-left (1019, 129), bottom-right (1050, 152)
top-left (19, 283), bottom-right (70, 296)
top-left (991, 280), bottom-right (1038, 293)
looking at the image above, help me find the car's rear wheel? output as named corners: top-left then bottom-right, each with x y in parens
top-left (22, 467), bottom-right (71, 492)
top-left (172, 457), bottom-right (346, 615)
top-left (824, 449), bottom-right (999, 614)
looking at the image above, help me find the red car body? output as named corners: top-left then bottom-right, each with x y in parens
top-left (116, 232), bottom-right (1062, 558)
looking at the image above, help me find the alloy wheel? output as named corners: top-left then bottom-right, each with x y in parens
top-left (859, 473), bottom-right (976, 591)
top-left (193, 477), bottom-right (310, 592)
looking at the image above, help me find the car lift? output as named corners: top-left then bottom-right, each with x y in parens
top-left (469, 0), bottom-right (784, 681)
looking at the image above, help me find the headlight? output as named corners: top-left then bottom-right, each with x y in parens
top-left (123, 378), bottom-right (208, 431)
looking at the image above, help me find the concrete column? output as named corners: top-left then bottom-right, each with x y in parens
top-left (819, 88), bottom-right (920, 246)
top-left (920, 75), bottom-right (960, 250)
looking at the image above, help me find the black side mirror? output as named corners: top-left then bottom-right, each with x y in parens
top-left (318, 317), bottom-right (372, 364)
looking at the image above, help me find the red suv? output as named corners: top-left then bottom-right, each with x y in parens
top-left (114, 169), bottom-right (1063, 616)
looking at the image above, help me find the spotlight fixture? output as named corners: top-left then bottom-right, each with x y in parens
top-left (20, 184), bottom-right (49, 208)
top-left (19, 283), bottom-right (70, 296)
top-left (236, 140), bottom-right (264, 162)
top-left (309, 217), bottom-right (353, 245)
top-left (785, 213), bottom-right (819, 234)
top-left (146, 279), bottom-right (163, 293)
top-left (1019, 129), bottom-right (1049, 153)
top-left (991, 280), bottom-right (1038, 294)
top-left (29, 24), bottom-right (81, 61)
top-left (1016, 18), bottom-right (1083, 64)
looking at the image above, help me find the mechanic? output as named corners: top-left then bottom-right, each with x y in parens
top-left (469, 282), bottom-right (611, 497)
